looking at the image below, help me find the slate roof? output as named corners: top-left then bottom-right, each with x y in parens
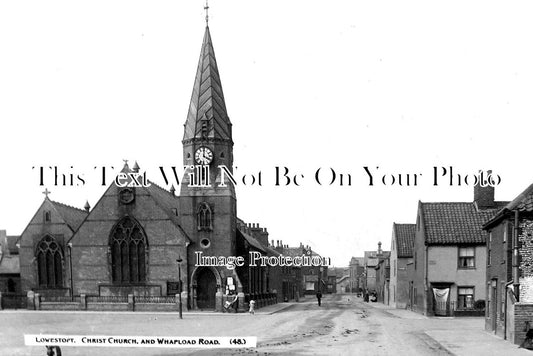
top-left (284, 246), bottom-right (320, 259)
top-left (337, 275), bottom-right (349, 283)
top-left (0, 254), bottom-right (19, 274)
top-left (420, 202), bottom-right (507, 245)
top-left (484, 183), bottom-right (533, 228)
top-left (49, 200), bottom-right (88, 232)
top-left (143, 182), bottom-right (192, 243)
top-left (237, 229), bottom-right (266, 253)
top-left (183, 26), bottom-right (232, 143)
top-left (6, 235), bottom-right (19, 254)
top-left (393, 223), bottom-right (415, 258)
top-left (507, 183), bottom-right (533, 212)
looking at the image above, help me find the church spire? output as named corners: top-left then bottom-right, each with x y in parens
top-left (183, 23), bottom-right (232, 143)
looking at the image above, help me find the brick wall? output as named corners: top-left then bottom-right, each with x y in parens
top-left (513, 303), bottom-right (533, 345)
top-left (485, 222), bottom-right (509, 335)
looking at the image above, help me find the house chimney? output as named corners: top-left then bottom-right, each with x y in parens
top-left (474, 170), bottom-right (495, 209)
top-left (378, 241), bottom-right (382, 255)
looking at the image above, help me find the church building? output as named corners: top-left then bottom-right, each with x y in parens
top-left (16, 18), bottom-right (279, 311)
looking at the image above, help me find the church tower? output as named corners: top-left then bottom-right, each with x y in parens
top-left (180, 20), bottom-right (238, 309)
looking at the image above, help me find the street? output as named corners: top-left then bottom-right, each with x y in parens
top-left (0, 294), bottom-right (529, 355)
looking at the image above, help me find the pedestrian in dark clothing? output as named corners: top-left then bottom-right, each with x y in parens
top-left (46, 346), bottom-right (62, 356)
top-left (316, 291), bottom-right (322, 306)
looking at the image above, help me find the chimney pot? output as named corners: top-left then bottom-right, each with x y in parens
top-left (474, 170), bottom-right (495, 209)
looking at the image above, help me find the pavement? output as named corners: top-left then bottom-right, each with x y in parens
top-left (365, 299), bottom-right (532, 355)
top-left (2, 294), bottom-right (532, 355)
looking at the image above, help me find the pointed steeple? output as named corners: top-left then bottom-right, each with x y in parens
top-left (183, 26), bottom-right (232, 143)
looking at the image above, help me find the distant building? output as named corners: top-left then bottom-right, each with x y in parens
top-left (374, 243), bottom-right (390, 304)
top-left (364, 250), bottom-right (379, 293)
top-left (0, 230), bottom-right (20, 295)
top-left (349, 257), bottom-right (364, 293)
top-left (390, 223), bottom-right (415, 308)
top-left (336, 275), bottom-right (351, 293)
top-left (272, 240), bottom-right (303, 302)
top-left (283, 244), bottom-right (328, 295)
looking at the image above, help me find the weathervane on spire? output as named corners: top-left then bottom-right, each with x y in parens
top-left (204, 0), bottom-right (209, 25)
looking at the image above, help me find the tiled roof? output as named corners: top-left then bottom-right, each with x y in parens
top-left (393, 223), bottom-right (415, 258)
top-left (421, 202), bottom-right (505, 245)
top-left (183, 26), bottom-right (232, 142)
top-left (49, 200), bottom-right (88, 232)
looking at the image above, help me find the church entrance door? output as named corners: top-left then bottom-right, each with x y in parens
top-left (196, 268), bottom-right (216, 309)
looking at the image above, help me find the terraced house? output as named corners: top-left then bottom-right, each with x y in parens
top-left (483, 183), bottom-right (533, 345)
top-left (389, 223), bottom-right (415, 309)
top-left (410, 184), bottom-right (507, 316)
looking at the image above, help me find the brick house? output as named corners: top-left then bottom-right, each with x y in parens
top-left (271, 240), bottom-right (303, 302)
top-left (483, 183), bottom-right (533, 345)
top-left (390, 223), bottom-right (415, 308)
top-left (411, 184), bottom-right (507, 316)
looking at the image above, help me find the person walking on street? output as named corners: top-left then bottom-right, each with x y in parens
top-left (316, 290), bottom-right (322, 306)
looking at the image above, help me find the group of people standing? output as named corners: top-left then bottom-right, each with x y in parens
top-left (363, 289), bottom-right (377, 302)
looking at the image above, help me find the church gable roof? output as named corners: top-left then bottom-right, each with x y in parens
top-left (183, 26), bottom-right (232, 143)
top-left (19, 198), bottom-right (87, 241)
top-left (49, 200), bottom-right (88, 232)
top-left (142, 182), bottom-right (192, 244)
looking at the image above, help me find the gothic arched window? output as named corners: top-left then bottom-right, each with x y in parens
top-left (36, 235), bottom-right (63, 288)
top-left (110, 217), bottom-right (147, 284)
top-left (197, 202), bottom-right (213, 231)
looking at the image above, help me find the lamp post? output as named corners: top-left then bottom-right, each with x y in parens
top-left (176, 256), bottom-right (183, 319)
top-left (67, 243), bottom-right (73, 301)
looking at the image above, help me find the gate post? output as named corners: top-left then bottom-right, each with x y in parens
top-left (34, 293), bottom-right (41, 310)
top-left (215, 291), bottom-right (222, 312)
top-left (27, 291), bottom-right (35, 310)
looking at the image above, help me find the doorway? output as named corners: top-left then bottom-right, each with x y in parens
top-left (196, 268), bottom-right (216, 309)
top-left (491, 279), bottom-right (498, 332)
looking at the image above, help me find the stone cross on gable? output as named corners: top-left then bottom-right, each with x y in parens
top-left (42, 188), bottom-right (51, 198)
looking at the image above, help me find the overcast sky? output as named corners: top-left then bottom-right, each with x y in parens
top-left (1, 1), bottom-right (532, 267)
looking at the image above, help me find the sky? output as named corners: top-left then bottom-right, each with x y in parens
top-left (1, 1), bottom-right (533, 267)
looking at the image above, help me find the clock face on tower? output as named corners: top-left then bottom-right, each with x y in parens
top-left (195, 147), bottom-right (213, 165)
